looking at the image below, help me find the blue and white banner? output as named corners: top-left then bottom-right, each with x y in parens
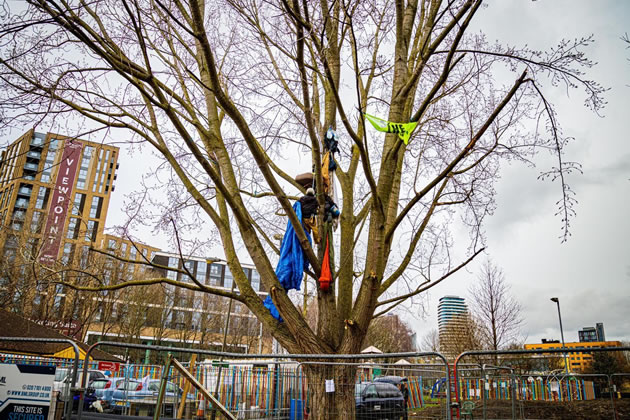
top-left (0, 365), bottom-right (55, 420)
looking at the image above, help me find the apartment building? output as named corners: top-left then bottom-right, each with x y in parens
top-left (1, 129), bottom-right (273, 357)
top-left (84, 251), bottom-right (271, 360)
top-left (524, 340), bottom-right (622, 372)
top-left (579, 322), bottom-right (606, 342)
top-left (0, 130), bottom-right (120, 266)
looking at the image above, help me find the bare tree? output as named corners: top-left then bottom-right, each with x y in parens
top-left (0, 1), bottom-right (604, 416)
top-left (363, 314), bottom-right (416, 353)
top-left (469, 259), bottom-right (523, 351)
top-left (421, 328), bottom-right (440, 352)
top-left (0, 224), bottom-right (133, 340)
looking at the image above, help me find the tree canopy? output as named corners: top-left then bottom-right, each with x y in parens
top-left (0, 0), bottom-right (604, 361)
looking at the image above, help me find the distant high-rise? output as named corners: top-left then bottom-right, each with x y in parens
top-left (437, 295), bottom-right (470, 359)
top-left (438, 295), bottom-right (468, 329)
top-left (579, 322), bottom-right (606, 342)
top-left (596, 322), bottom-right (605, 341)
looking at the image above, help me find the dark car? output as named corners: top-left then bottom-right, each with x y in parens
top-left (373, 376), bottom-right (410, 419)
top-left (355, 382), bottom-right (405, 420)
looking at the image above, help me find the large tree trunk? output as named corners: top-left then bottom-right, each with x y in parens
top-left (303, 363), bottom-right (357, 419)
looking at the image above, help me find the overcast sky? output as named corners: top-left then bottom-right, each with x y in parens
top-left (92, 1), bottom-right (630, 347)
top-left (408, 0), bottom-right (630, 346)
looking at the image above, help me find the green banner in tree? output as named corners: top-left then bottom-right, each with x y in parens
top-left (364, 113), bottom-right (418, 144)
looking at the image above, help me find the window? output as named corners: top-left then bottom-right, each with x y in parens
top-left (230, 317), bottom-right (240, 333)
top-left (98, 150), bottom-right (111, 192)
top-left (251, 270), bottom-right (260, 291)
top-left (53, 294), bottom-right (64, 313)
top-left (35, 187), bottom-right (50, 209)
top-left (26, 238), bottom-right (39, 259)
top-left (364, 385), bottom-right (377, 399)
top-left (168, 257), bottom-right (179, 268)
top-left (108, 239), bottom-right (117, 249)
top-left (209, 264), bottom-right (223, 286)
top-left (40, 140), bottom-right (59, 183)
top-left (80, 245), bottom-right (90, 267)
top-left (192, 312), bottom-right (201, 330)
top-left (92, 149), bottom-right (104, 192)
top-left (12, 209), bottom-right (25, 221)
top-left (71, 193), bottom-right (86, 215)
top-left (11, 210), bottom-right (25, 231)
top-left (84, 220), bottom-right (98, 242)
top-left (196, 261), bottom-right (207, 283)
top-left (66, 217), bottom-right (80, 239)
top-left (103, 269), bottom-right (112, 288)
top-left (30, 133), bottom-right (45, 146)
top-left (62, 243), bottom-right (75, 264)
top-left (76, 146), bottom-right (94, 190)
top-left (3, 248), bottom-right (16, 262)
top-left (224, 267), bottom-right (233, 289)
top-left (129, 247), bottom-right (137, 260)
top-left (89, 196), bottom-right (103, 218)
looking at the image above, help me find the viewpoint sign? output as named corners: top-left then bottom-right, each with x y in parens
top-left (39, 139), bottom-right (83, 266)
top-left (0, 364), bottom-right (55, 420)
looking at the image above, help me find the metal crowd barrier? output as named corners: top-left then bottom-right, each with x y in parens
top-left (78, 341), bottom-right (453, 420)
top-left (453, 346), bottom-right (630, 420)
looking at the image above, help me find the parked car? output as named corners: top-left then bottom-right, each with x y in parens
top-left (54, 368), bottom-right (107, 401)
top-left (133, 379), bottom-right (193, 400)
top-left (355, 382), bottom-right (405, 420)
top-left (90, 377), bottom-right (131, 409)
top-left (110, 378), bottom-right (193, 414)
top-left (111, 379), bottom-right (144, 410)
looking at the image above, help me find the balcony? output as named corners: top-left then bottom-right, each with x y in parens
top-left (14, 199), bottom-right (29, 209)
top-left (17, 186), bottom-right (33, 196)
top-left (30, 136), bottom-right (45, 147)
top-left (27, 150), bottom-right (41, 159)
top-left (11, 210), bottom-right (26, 220)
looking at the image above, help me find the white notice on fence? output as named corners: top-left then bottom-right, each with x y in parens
top-left (325, 379), bottom-right (335, 393)
top-left (550, 381), bottom-right (559, 392)
top-left (475, 389), bottom-right (480, 397)
top-left (485, 382), bottom-right (490, 390)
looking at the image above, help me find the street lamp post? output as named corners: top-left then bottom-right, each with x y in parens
top-left (550, 297), bottom-right (569, 373)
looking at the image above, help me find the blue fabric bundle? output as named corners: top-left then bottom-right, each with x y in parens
top-left (264, 202), bottom-right (311, 321)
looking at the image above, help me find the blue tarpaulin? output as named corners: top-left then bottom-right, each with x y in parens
top-left (263, 295), bottom-right (282, 321)
top-left (264, 202), bottom-right (311, 321)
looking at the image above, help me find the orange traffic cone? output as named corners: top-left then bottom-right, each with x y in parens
top-left (196, 394), bottom-right (205, 419)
